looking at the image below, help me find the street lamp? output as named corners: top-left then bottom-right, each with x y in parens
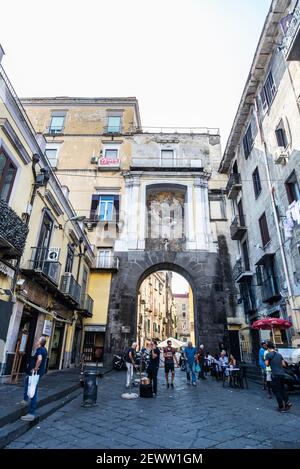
top-left (62, 215), bottom-right (86, 235)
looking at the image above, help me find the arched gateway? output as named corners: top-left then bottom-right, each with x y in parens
top-left (104, 250), bottom-right (229, 364)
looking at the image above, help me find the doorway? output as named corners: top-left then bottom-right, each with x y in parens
top-left (49, 321), bottom-right (65, 369)
top-left (19, 307), bottom-right (38, 372)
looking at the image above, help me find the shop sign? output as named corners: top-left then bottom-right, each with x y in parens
top-left (85, 325), bottom-right (106, 332)
top-left (0, 261), bottom-right (14, 278)
top-left (43, 320), bottom-right (53, 336)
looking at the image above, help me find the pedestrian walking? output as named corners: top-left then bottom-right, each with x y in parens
top-left (125, 342), bottom-right (138, 388)
top-left (184, 341), bottom-right (197, 386)
top-left (147, 340), bottom-right (160, 396)
top-left (197, 344), bottom-right (207, 380)
top-left (265, 341), bottom-right (292, 413)
top-left (259, 341), bottom-right (272, 398)
top-left (163, 340), bottom-right (178, 388)
top-left (20, 336), bottom-right (48, 421)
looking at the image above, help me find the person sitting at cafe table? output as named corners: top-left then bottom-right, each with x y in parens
top-left (219, 350), bottom-right (228, 367)
top-left (228, 354), bottom-right (237, 367)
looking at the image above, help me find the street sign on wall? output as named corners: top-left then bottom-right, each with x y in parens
top-left (43, 320), bottom-right (53, 336)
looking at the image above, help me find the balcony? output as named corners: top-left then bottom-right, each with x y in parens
top-left (23, 247), bottom-right (61, 287)
top-left (226, 173), bottom-right (242, 199)
top-left (261, 277), bottom-right (281, 304)
top-left (230, 215), bottom-right (247, 241)
top-left (232, 258), bottom-right (253, 283)
top-left (93, 252), bottom-right (119, 271)
top-left (77, 294), bottom-right (94, 318)
top-left (283, 1), bottom-right (300, 61)
top-left (0, 199), bottom-right (29, 258)
top-left (60, 273), bottom-right (81, 305)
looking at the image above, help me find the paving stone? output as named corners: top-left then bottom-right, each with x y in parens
top-left (5, 369), bottom-right (300, 449)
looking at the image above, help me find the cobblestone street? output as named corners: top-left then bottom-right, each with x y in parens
top-left (6, 369), bottom-right (300, 449)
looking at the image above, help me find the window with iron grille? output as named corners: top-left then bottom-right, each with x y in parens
top-left (252, 167), bottom-right (262, 199)
top-left (259, 212), bottom-right (270, 247)
top-left (243, 124), bottom-right (253, 159)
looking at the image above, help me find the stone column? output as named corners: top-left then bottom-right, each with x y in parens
top-left (186, 184), bottom-right (196, 250)
top-left (128, 176), bottom-right (140, 250)
top-left (115, 176), bottom-right (132, 251)
top-left (137, 182), bottom-right (146, 249)
top-left (194, 177), bottom-right (214, 251)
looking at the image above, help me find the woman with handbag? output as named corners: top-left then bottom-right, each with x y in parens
top-left (183, 341), bottom-right (198, 386)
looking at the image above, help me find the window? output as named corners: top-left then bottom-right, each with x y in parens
top-left (242, 240), bottom-right (250, 271)
top-left (252, 167), bottom-right (262, 198)
top-left (209, 192), bottom-right (227, 220)
top-left (243, 124), bottom-right (253, 159)
top-left (96, 249), bottom-right (112, 268)
top-left (49, 112), bottom-right (66, 133)
top-left (107, 116), bottom-right (121, 133)
top-left (260, 71), bottom-right (276, 112)
top-left (275, 120), bottom-right (288, 148)
top-left (65, 245), bottom-right (74, 273)
top-left (182, 304), bottom-right (186, 311)
top-left (147, 320), bottom-right (150, 333)
top-left (256, 266), bottom-right (263, 286)
top-left (45, 146), bottom-right (59, 167)
top-left (182, 312), bottom-right (186, 318)
top-left (0, 149), bottom-right (17, 202)
top-left (285, 171), bottom-right (300, 204)
top-left (104, 149), bottom-right (118, 160)
top-left (89, 194), bottom-right (120, 222)
top-left (161, 149), bottom-right (175, 167)
top-left (259, 212), bottom-right (270, 247)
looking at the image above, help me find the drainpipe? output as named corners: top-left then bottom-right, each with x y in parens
top-left (253, 98), bottom-right (296, 334)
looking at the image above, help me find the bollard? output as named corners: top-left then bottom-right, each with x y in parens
top-left (82, 369), bottom-right (99, 407)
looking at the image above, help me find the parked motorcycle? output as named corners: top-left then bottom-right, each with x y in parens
top-left (284, 363), bottom-right (300, 390)
top-left (112, 352), bottom-right (127, 370)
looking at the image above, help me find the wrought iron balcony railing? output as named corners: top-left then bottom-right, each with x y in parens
top-left (232, 258), bottom-right (253, 283)
top-left (226, 173), bottom-right (242, 199)
top-left (261, 277), bottom-right (281, 304)
top-left (78, 294), bottom-right (94, 317)
top-left (230, 215), bottom-right (247, 241)
top-left (26, 247), bottom-right (61, 285)
top-left (60, 273), bottom-right (81, 304)
top-left (0, 199), bottom-right (29, 257)
top-left (283, 1), bottom-right (300, 61)
top-left (94, 252), bottom-right (119, 270)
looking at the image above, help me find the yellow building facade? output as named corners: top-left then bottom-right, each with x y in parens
top-left (0, 52), bottom-right (95, 381)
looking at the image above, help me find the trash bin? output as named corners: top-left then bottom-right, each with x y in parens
top-left (82, 368), bottom-right (100, 407)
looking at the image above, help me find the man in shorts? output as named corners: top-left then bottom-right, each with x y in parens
top-left (163, 340), bottom-right (179, 388)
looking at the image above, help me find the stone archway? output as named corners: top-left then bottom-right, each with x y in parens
top-left (104, 249), bottom-right (229, 364)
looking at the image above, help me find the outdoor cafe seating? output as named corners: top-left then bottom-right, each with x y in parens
top-left (222, 363), bottom-right (248, 389)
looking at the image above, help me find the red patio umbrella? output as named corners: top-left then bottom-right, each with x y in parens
top-left (252, 317), bottom-right (292, 344)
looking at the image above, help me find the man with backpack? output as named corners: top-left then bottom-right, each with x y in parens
top-left (265, 341), bottom-right (292, 413)
top-left (125, 342), bottom-right (137, 388)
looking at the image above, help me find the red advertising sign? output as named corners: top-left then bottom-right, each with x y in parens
top-left (99, 158), bottom-right (119, 166)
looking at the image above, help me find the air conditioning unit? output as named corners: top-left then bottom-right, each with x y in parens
top-left (274, 148), bottom-right (288, 164)
top-left (90, 156), bottom-right (98, 164)
top-left (47, 248), bottom-right (60, 262)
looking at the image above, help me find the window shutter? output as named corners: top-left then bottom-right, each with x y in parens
top-left (90, 195), bottom-right (99, 221)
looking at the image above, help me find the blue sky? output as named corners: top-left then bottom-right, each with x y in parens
top-left (1, 0), bottom-right (270, 148)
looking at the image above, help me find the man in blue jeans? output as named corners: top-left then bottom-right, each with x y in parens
top-left (20, 336), bottom-right (48, 421)
top-left (184, 341), bottom-right (197, 386)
